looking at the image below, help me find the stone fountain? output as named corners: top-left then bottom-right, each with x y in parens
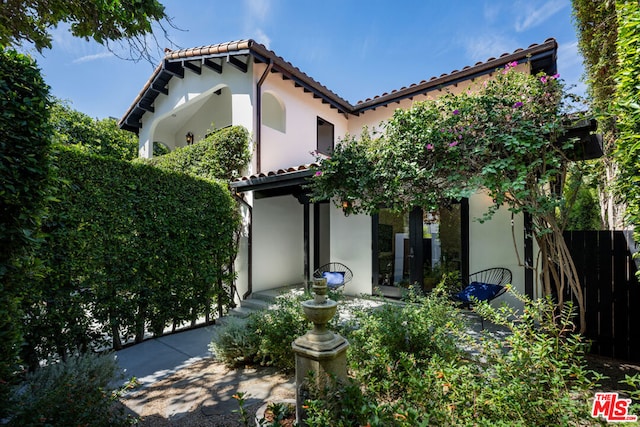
top-left (292, 277), bottom-right (349, 424)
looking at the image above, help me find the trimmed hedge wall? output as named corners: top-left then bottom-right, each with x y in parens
top-left (22, 145), bottom-right (239, 364)
top-left (0, 48), bottom-right (52, 413)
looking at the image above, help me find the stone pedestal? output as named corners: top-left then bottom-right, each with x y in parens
top-left (291, 278), bottom-right (349, 425)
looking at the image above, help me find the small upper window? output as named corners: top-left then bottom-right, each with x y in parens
top-left (317, 117), bottom-right (334, 155)
top-left (262, 92), bottom-right (286, 133)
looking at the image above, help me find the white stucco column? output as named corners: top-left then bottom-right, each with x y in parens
top-left (232, 93), bottom-right (253, 130)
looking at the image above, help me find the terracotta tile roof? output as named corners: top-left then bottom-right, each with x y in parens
top-left (163, 40), bottom-right (253, 60)
top-left (232, 163), bottom-right (319, 183)
top-left (119, 38), bottom-right (558, 132)
top-left (119, 39), bottom-right (352, 132)
top-left (353, 39), bottom-right (558, 112)
top-left (230, 163), bottom-right (319, 192)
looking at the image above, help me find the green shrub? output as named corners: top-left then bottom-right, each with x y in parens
top-left (209, 316), bottom-right (259, 366)
top-left (0, 48), bottom-right (51, 275)
top-left (210, 291), bottom-right (321, 371)
top-left (248, 292), bottom-right (312, 371)
top-left (145, 125), bottom-right (251, 181)
top-left (346, 287), bottom-right (466, 399)
top-left (456, 292), bottom-right (602, 426)
top-left (8, 352), bottom-right (134, 427)
top-left (303, 374), bottom-right (402, 427)
top-left (22, 145), bottom-right (239, 360)
top-left (50, 100), bottom-right (138, 161)
top-left (304, 286), bottom-right (604, 426)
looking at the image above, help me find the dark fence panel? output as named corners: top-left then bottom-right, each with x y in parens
top-left (563, 230), bottom-right (640, 362)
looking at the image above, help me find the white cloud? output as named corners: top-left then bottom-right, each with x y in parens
top-left (50, 25), bottom-right (80, 53)
top-left (72, 51), bottom-right (115, 63)
top-left (483, 2), bottom-right (502, 23)
top-left (557, 40), bottom-right (587, 98)
top-left (557, 40), bottom-right (583, 69)
top-left (461, 33), bottom-right (518, 63)
top-left (514, 0), bottom-right (568, 32)
top-left (244, 0), bottom-right (272, 47)
top-left (253, 28), bottom-right (271, 48)
top-left (246, 0), bottom-right (270, 21)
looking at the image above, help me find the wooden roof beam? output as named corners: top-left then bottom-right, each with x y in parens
top-left (150, 82), bottom-right (168, 95)
top-left (227, 55), bottom-right (248, 73)
top-left (138, 101), bottom-right (154, 113)
top-left (203, 58), bottom-right (222, 73)
top-left (163, 60), bottom-right (184, 78)
top-left (183, 60), bottom-right (201, 75)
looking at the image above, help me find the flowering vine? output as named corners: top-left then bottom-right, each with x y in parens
top-left (311, 64), bottom-right (589, 332)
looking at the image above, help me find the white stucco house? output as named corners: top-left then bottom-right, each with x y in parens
top-left (119, 38), bottom-right (599, 307)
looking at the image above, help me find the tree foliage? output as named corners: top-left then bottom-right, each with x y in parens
top-left (572, 0), bottom-right (623, 229)
top-left (311, 65), bottom-right (589, 332)
top-left (50, 100), bottom-right (138, 161)
top-left (0, 0), bottom-right (167, 54)
top-left (614, 0), bottom-right (640, 270)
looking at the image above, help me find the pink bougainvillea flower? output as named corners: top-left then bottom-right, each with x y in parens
top-left (552, 73), bottom-right (560, 79)
top-left (426, 144), bottom-right (434, 151)
top-left (452, 109), bottom-right (460, 115)
top-left (314, 170), bottom-right (322, 177)
top-left (513, 101), bottom-right (524, 108)
top-left (449, 141), bottom-right (459, 147)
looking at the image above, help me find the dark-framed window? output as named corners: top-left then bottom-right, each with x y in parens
top-left (316, 117), bottom-right (334, 155)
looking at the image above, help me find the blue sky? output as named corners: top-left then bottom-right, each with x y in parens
top-left (30, 0), bottom-right (584, 120)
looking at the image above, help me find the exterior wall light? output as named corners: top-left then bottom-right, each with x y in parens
top-left (186, 132), bottom-right (194, 145)
top-left (342, 200), bottom-right (351, 216)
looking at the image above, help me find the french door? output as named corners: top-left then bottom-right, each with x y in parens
top-left (372, 202), bottom-right (467, 298)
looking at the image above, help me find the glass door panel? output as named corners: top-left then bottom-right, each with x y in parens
top-left (422, 205), bottom-right (462, 292)
top-left (375, 209), bottom-right (409, 297)
top-left (374, 204), bottom-right (463, 297)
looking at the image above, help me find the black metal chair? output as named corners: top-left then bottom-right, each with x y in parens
top-left (454, 267), bottom-right (512, 328)
top-left (312, 262), bottom-right (353, 291)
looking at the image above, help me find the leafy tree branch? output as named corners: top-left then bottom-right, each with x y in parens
top-left (311, 65), bottom-right (590, 332)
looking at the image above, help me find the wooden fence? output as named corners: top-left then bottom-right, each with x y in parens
top-left (563, 230), bottom-right (640, 362)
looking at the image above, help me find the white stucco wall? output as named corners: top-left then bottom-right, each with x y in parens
top-left (138, 60), bottom-right (255, 158)
top-left (258, 65), bottom-right (349, 171)
top-left (233, 196), bottom-right (252, 303)
top-left (468, 191), bottom-right (526, 308)
top-left (347, 65), bottom-right (527, 138)
top-left (330, 207), bottom-right (372, 296)
top-left (252, 195), bottom-right (305, 291)
top-left (174, 88), bottom-right (233, 145)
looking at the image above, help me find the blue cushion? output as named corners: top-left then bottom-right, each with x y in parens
top-left (322, 271), bottom-right (345, 288)
top-left (456, 281), bottom-right (503, 303)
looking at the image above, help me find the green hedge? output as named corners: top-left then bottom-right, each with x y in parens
top-left (0, 49), bottom-right (52, 416)
top-left (22, 145), bottom-right (238, 364)
top-left (145, 125), bottom-right (251, 181)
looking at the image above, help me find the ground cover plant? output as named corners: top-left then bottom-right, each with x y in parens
top-left (303, 288), bottom-right (609, 426)
top-left (211, 290), bottom-right (317, 371)
top-left (220, 284), bottom-right (636, 426)
top-left (7, 352), bottom-right (135, 427)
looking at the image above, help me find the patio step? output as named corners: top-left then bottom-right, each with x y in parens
top-left (225, 286), bottom-right (302, 320)
top-left (240, 297), bottom-right (273, 311)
